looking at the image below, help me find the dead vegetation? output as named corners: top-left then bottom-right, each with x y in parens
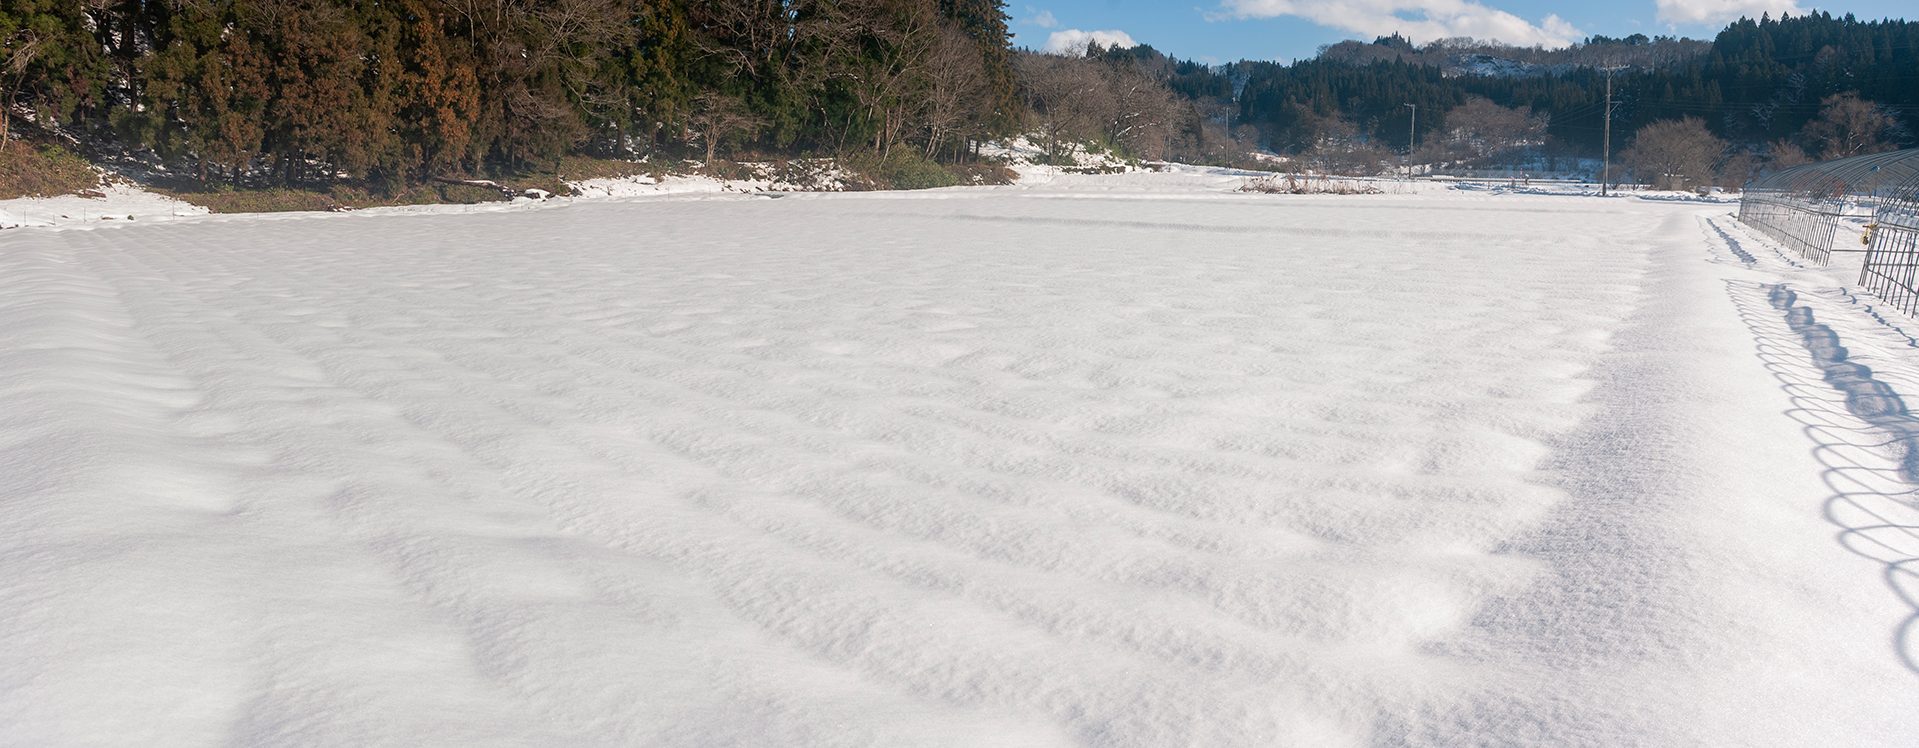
top-left (159, 182), bottom-right (507, 214)
top-left (1238, 173), bottom-right (1384, 195)
top-left (0, 140), bottom-right (100, 199)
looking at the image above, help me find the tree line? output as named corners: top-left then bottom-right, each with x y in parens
top-left (3, 3), bottom-right (1916, 193)
top-left (1220, 12), bottom-right (1916, 183)
top-left (0, 0), bottom-right (1037, 189)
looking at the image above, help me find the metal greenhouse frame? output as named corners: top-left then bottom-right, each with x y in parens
top-left (1739, 149), bottom-right (1919, 316)
top-left (1861, 175), bottom-right (1919, 316)
top-left (1739, 149), bottom-right (1919, 265)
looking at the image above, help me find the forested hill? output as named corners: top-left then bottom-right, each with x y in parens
top-left (1221, 12), bottom-right (1919, 158)
top-left (0, 0), bottom-right (1026, 190)
top-left (0, 3), bottom-right (1914, 196)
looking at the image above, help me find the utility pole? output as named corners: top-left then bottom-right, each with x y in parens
top-left (1405, 103), bottom-right (1417, 181)
top-left (1601, 68), bottom-right (1615, 196)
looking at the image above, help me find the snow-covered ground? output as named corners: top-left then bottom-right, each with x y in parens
top-left (4, 173), bottom-right (1918, 746)
top-left (570, 160), bottom-right (855, 199)
top-left (0, 181), bottom-right (209, 229)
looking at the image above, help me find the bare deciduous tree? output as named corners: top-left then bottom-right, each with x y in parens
top-left (1622, 116), bottom-right (1725, 190)
top-left (1801, 92), bottom-right (1901, 160)
top-left (1, 28), bottom-right (44, 146)
top-left (686, 0), bottom-right (790, 79)
top-left (1018, 53), bottom-right (1110, 162)
top-left (690, 91), bottom-right (765, 164)
top-left (1766, 139), bottom-right (1813, 171)
top-left (1439, 96), bottom-right (1548, 167)
top-left (1306, 139), bottom-right (1393, 176)
top-left (1717, 150), bottom-right (1757, 190)
top-left (1294, 115), bottom-right (1392, 175)
top-left (1017, 50), bottom-right (1182, 163)
top-left (1101, 63), bottom-right (1179, 159)
top-left (918, 26), bottom-right (986, 159)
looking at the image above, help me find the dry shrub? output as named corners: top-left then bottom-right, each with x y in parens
top-left (1238, 173), bottom-right (1383, 195)
top-left (166, 182), bottom-right (507, 214)
top-left (549, 155), bottom-right (649, 181)
top-left (0, 141), bottom-right (100, 199)
top-left (947, 161), bottom-right (1018, 186)
top-left (843, 153), bottom-right (1013, 191)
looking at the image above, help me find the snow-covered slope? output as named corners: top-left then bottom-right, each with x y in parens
top-left (1444, 53), bottom-right (1573, 78)
top-left (0, 181), bottom-right (208, 229)
top-left (2, 178), bottom-right (1917, 745)
top-left (977, 136), bottom-right (1142, 185)
top-left (569, 160), bottom-right (853, 198)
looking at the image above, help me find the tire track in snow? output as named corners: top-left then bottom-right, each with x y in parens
top-left (1701, 215), bottom-right (1756, 267)
top-left (68, 231), bottom-right (604, 745)
top-left (1435, 208), bottom-right (1919, 746)
top-left (1371, 209), bottom-right (1702, 747)
top-left (1707, 211), bottom-right (1805, 270)
top-left (0, 233), bottom-right (265, 745)
top-left (878, 212), bottom-right (1521, 242)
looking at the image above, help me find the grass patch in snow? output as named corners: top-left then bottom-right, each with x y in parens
top-left (946, 160), bottom-right (1019, 186)
top-left (154, 154), bottom-right (656, 213)
top-left (842, 152), bottom-right (1015, 191)
top-left (845, 152), bottom-right (960, 190)
top-left (0, 141), bottom-right (102, 199)
top-left (164, 182), bottom-right (508, 214)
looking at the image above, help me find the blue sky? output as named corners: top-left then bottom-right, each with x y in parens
top-left (1009, 1), bottom-right (1913, 62)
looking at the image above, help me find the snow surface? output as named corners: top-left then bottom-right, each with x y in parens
top-left (977, 136), bottom-right (1143, 185)
top-left (569, 161), bottom-right (853, 199)
top-left (3, 172), bottom-right (1919, 746)
top-left (0, 162), bottom-right (846, 232)
top-left (0, 182), bottom-right (208, 230)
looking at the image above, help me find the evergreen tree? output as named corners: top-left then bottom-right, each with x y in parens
top-left (2, 1), bottom-right (1912, 191)
top-left (937, 0), bottom-right (1017, 138)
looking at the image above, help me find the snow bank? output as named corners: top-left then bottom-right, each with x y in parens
top-left (570, 160), bottom-right (851, 198)
top-left (0, 161), bottom-right (841, 233)
top-left (977, 136), bottom-right (1142, 185)
top-left (0, 181), bottom-right (208, 229)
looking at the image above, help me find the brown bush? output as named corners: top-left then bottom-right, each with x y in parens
top-left (165, 182), bottom-right (507, 214)
top-left (0, 141), bottom-right (99, 199)
top-left (1238, 173), bottom-right (1382, 195)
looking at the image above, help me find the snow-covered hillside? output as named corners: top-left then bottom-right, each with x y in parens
top-left (3, 174), bottom-right (1917, 745)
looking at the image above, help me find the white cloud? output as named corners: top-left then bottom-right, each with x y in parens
top-left (1654, 0), bottom-right (1800, 26)
top-left (1214, 0), bottom-right (1584, 48)
top-left (1043, 29), bottom-right (1140, 55)
top-left (1026, 8), bottom-right (1060, 29)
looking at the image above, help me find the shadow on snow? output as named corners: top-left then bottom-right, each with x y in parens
top-left (1732, 280), bottom-right (1919, 675)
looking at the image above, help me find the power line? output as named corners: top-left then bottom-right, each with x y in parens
top-left (1603, 67), bottom-right (1618, 196)
top-left (1404, 102), bottom-right (1416, 180)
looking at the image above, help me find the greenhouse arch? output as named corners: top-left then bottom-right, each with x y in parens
top-left (1739, 148), bottom-right (1919, 315)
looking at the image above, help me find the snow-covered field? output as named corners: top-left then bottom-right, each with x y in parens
top-left (4, 172), bottom-right (1918, 745)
